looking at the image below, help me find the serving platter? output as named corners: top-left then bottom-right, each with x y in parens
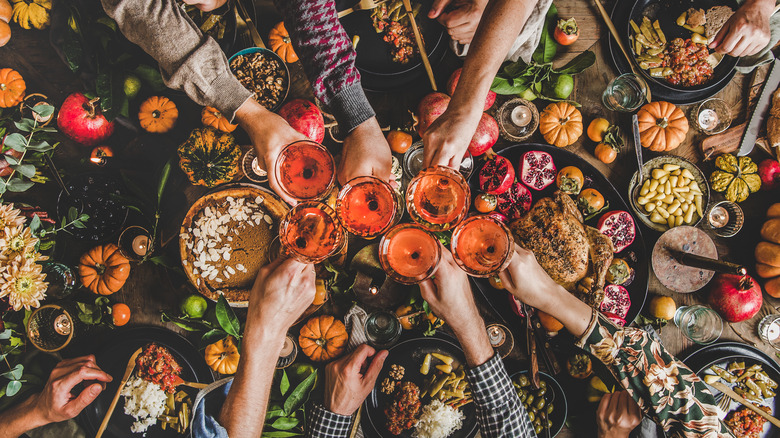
top-left (509, 371), bottom-right (568, 437)
top-left (337, 0), bottom-right (448, 91)
top-left (683, 342), bottom-right (780, 437)
top-left (362, 336), bottom-right (479, 438)
top-left (468, 143), bottom-right (649, 327)
top-left (607, 0), bottom-right (737, 104)
top-left (80, 326), bottom-right (214, 438)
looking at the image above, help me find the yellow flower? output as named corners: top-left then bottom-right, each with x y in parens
top-left (644, 360), bottom-right (680, 396)
top-left (0, 204), bottom-right (26, 240)
top-left (0, 258), bottom-right (47, 311)
top-left (0, 226), bottom-right (39, 262)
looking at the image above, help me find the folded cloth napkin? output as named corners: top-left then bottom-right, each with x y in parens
top-left (344, 304), bottom-right (370, 438)
top-left (449, 0), bottom-right (554, 63)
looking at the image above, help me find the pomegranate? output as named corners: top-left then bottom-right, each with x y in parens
top-left (520, 151), bottom-right (557, 190)
top-left (488, 211), bottom-right (508, 224)
top-left (708, 273), bottom-right (763, 323)
top-left (496, 181), bottom-right (532, 220)
top-left (597, 211), bottom-right (636, 253)
top-left (278, 99), bottom-right (325, 143)
top-left (468, 113), bottom-right (499, 156)
top-left (479, 155), bottom-right (515, 195)
top-left (758, 159), bottom-right (780, 191)
top-left (603, 311), bottom-right (627, 327)
top-left (599, 284), bottom-right (631, 319)
top-left (56, 93), bottom-right (115, 146)
top-left (509, 295), bottom-right (525, 317)
top-left (446, 68), bottom-right (496, 111)
top-left (417, 92), bottom-right (450, 136)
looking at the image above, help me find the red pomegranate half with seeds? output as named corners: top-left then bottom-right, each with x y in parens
top-left (57, 93), bottom-right (115, 146)
top-left (520, 151), bottom-right (557, 190)
top-left (496, 181), bottom-right (532, 220)
top-left (278, 99), bottom-right (325, 143)
top-left (597, 211), bottom-right (636, 253)
top-left (599, 284), bottom-right (631, 319)
top-left (479, 155), bottom-right (515, 195)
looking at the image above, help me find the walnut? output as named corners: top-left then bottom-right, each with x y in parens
top-left (389, 364), bottom-right (405, 381)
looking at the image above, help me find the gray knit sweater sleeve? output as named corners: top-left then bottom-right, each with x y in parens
top-left (100, 0), bottom-right (252, 119)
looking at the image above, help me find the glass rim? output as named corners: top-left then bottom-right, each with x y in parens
top-left (378, 223), bottom-right (442, 284)
top-left (406, 165), bottom-right (471, 232)
top-left (364, 310), bottom-right (403, 347)
top-left (279, 201), bottom-right (345, 264)
top-left (27, 304), bottom-right (75, 353)
top-left (450, 214), bottom-right (515, 277)
top-left (336, 175), bottom-right (401, 238)
top-left (275, 140), bottom-right (336, 202)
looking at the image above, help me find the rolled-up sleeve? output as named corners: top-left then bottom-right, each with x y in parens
top-left (100, 0), bottom-right (252, 119)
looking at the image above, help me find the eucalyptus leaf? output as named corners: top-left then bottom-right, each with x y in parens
top-left (0, 330), bottom-right (11, 341)
top-left (6, 178), bottom-right (34, 193)
top-left (29, 215), bottom-right (41, 233)
top-left (5, 380), bottom-right (21, 397)
top-left (3, 155), bottom-right (18, 165)
top-left (31, 105), bottom-right (54, 119)
top-left (283, 371), bottom-right (317, 415)
top-left (3, 134), bottom-right (26, 152)
top-left (11, 164), bottom-right (36, 178)
top-left (2, 364), bottom-right (23, 381)
top-left (14, 120), bottom-right (34, 133)
top-left (215, 295), bottom-right (241, 339)
top-left (26, 141), bottom-right (52, 152)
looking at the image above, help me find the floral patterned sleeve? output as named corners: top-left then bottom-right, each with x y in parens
top-left (576, 310), bottom-right (734, 437)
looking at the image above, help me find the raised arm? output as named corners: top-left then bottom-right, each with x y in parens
top-left (273, 0), bottom-right (391, 185)
top-left (217, 257), bottom-right (316, 438)
top-left (424, 0), bottom-right (536, 168)
top-left (500, 246), bottom-right (733, 437)
top-left (419, 247), bottom-right (535, 437)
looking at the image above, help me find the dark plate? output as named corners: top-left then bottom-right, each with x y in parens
top-left (468, 143), bottom-right (649, 327)
top-left (509, 371), bottom-right (568, 437)
top-left (607, 0), bottom-right (737, 104)
top-left (683, 342), bottom-right (780, 437)
top-left (79, 326), bottom-right (214, 438)
top-left (337, 0), bottom-right (448, 91)
top-left (362, 336), bottom-right (478, 438)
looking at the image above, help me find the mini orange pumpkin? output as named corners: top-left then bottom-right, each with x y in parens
top-left (78, 243), bottom-right (131, 295)
top-left (204, 336), bottom-right (240, 375)
top-left (0, 68), bottom-right (25, 108)
top-left (201, 106), bottom-right (237, 133)
top-left (138, 96), bottom-right (178, 133)
top-left (636, 101), bottom-right (688, 152)
top-left (269, 21), bottom-right (298, 63)
top-left (539, 102), bottom-right (582, 148)
top-left (298, 315), bottom-right (347, 362)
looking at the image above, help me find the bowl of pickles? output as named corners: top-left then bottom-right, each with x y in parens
top-left (510, 371), bottom-right (568, 436)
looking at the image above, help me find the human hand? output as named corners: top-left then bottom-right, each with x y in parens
top-left (246, 256), bottom-right (316, 338)
top-left (324, 344), bottom-right (388, 416)
top-left (182, 0), bottom-right (227, 12)
top-left (596, 391), bottom-right (642, 438)
top-left (709, 0), bottom-right (774, 57)
top-left (32, 355), bottom-right (112, 424)
top-left (422, 107), bottom-right (482, 168)
top-left (428, 0), bottom-right (489, 44)
top-left (418, 247), bottom-right (481, 334)
top-left (498, 244), bottom-right (561, 310)
top-left (338, 118), bottom-right (392, 185)
top-left (235, 99), bottom-right (307, 206)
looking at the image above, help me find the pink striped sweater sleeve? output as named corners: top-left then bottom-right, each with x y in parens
top-left (274, 0), bottom-right (375, 133)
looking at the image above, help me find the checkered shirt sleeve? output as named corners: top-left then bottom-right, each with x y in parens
top-left (465, 354), bottom-right (537, 438)
top-left (307, 403), bottom-right (353, 438)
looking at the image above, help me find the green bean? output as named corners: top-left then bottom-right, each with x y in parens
top-left (745, 378), bottom-right (762, 396)
top-left (711, 366), bottom-right (737, 383)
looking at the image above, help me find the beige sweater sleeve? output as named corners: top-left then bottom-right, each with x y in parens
top-left (100, 0), bottom-right (252, 119)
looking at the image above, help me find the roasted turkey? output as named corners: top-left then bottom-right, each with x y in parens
top-left (509, 192), bottom-right (613, 305)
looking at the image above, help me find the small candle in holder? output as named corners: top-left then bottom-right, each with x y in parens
top-left (280, 336), bottom-right (295, 357)
top-left (276, 334), bottom-right (298, 368)
top-left (89, 146), bottom-right (114, 166)
top-left (707, 205), bottom-right (730, 229)
top-left (132, 234), bottom-right (150, 257)
top-left (511, 105), bottom-right (532, 127)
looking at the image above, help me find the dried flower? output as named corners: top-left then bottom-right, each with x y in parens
top-left (0, 204), bottom-right (26, 240)
top-left (0, 258), bottom-right (47, 311)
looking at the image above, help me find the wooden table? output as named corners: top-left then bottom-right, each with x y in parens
top-left (2, 0), bottom-right (779, 437)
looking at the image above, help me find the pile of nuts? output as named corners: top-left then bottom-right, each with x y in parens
top-left (181, 195), bottom-right (273, 288)
top-left (230, 52), bottom-right (288, 109)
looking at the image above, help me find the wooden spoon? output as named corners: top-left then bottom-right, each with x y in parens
top-left (95, 347), bottom-right (142, 438)
top-left (711, 381), bottom-right (780, 428)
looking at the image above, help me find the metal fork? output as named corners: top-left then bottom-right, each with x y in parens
top-left (337, 0), bottom-right (386, 18)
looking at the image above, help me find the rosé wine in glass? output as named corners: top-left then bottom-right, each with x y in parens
top-left (336, 176), bottom-right (402, 239)
top-left (379, 223), bottom-right (441, 284)
top-left (451, 215), bottom-right (514, 277)
top-left (406, 165), bottom-right (470, 232)
top-left (280, 202), bottom-right (345, 263)
top-left (276, 140), bottom-right (335, 202)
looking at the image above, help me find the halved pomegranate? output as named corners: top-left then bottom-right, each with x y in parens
top-left (599, 284), bottom-right (631, 319)
top-left (520, 151), bottom-right (557, 190)
top-left (479, 155), bottom-right (515, 195)
top-left (488, 212), bottom-right (508, 224)
top-left (597, 211), bottom-right (636, 253)
top-left (603, 311), bottom-right (627, 327)
top-left (496, 181), bottom-right (532, 220)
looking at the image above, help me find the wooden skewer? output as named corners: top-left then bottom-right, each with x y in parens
top-left (711, 381), bottom-right (780, 428)
top-left (96, 348), bottom-right (143, 438)
top-left (401, 0), bottom-right (437, 91)
top-left (592, 0), bottom-right (651, 103)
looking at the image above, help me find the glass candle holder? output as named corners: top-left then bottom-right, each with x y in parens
top-left (40, 262), bottom-right (76, 300)
top-left (673, 305), bottom-right (723, 345)
top-left (276, 334), bottom-right (298, 369)
top-left (276, 140), bottom-right (335, 202)
top-left (118, 225), bottom-right (153, 261)
top-left (498, 98), bottom-right (539, 142)
top-left (403, 142), bottom-right (474, 180)
top-left (279, 202), bottom-right (345, 264)
top-left (27, 304), bottom-right (77, 352)
top-left (695, 98), bottom-right (732, 135)
top-left (336, 176), bottom-right (403, 239)
top-left (703, 201), bottom-right (744, 238)
top-left (241, 148), bottom-right (268, 184)
top-left (406, 165), bottom-right (470, 232)
top-left (451, 215), bottom-right (514, 277)
top-left (379, 223), bottom-right (441, 284)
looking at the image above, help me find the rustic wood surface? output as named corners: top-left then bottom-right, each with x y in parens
top-left (2, 0), bottom-right (780, 437)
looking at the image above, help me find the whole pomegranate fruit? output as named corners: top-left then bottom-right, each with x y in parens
top-left (57, 93), bottom-right (115, 146)
top-left (278, 99), bottom-right (325, 143)
top-left (417, 92), bottom-right (450, 136)
top-left (468, 113), bottom-right (499, 156)
top-left (708, 273), bottom-right (763, 323)
top-left (446, 68), bottom-right (496, 111)
top-left (758, 158), bottom-right (780, 191)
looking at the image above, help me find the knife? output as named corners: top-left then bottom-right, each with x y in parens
top-left (664, 246), bottom-right (747, 276)
top-left (523, 304), bottom-right (540, 389)
top-left (738, 57), bottom-right (780, 156)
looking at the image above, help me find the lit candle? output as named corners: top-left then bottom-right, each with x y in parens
top-left (132, 234), bottom-right (150, 256)
top-left (251, 157), bottom-right (268, 177)
top-left (279, 335), bottom-right (295, 357)
top-left (708, 206), bottom-right (729, 229)
top-left (511, 105), bottom-right (532, 127)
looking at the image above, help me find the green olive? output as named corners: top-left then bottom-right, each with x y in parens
top-left (548, 420), bottom-right (553, 428)
top-left (526, 395), bottom-right (535, 406)
top-left (539, 380), bottom-right (547, 389)
top-left (527, 411), bottom-right (535, 422)
top-left (547, 403), bottom-right (554, 414)
top-left (536, 387), bottom-right (547, 397)
top-left (519, 393), bottom-right (527, 402)
top-left (518, 376), bottom-right (530, 387)
top-left (535, 398), bottom-right (546, 411)
top-left (534, 425), bottom-right (542, 434)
